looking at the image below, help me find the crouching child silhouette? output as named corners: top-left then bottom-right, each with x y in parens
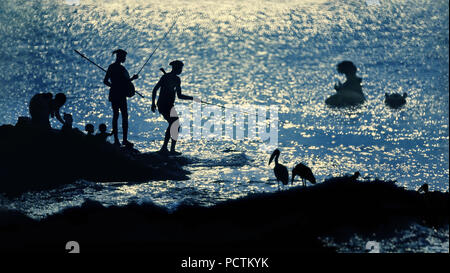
top-left (61, 113), bottom-right (73, 132)
top-left (85, 123), bottom-right (95, 136)
top-left (151, 60), bottom-right (200, 155)
top-left (61, 113), bottom-right (84, 136)
top-left (29, 92), bottom-right (67, 129)
top-left (96, 123), bottom-right (113, 142)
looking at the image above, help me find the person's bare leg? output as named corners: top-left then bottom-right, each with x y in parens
top-left (112, 104), bottom-right (120, 145)
top-left (160, 124), bottom-right (170, 153)
top-left (169, 117), bottom-right (181, 155)
top-left (120, 101), bottom-right (133, 147)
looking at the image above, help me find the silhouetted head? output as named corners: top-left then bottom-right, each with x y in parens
top-left (402, 92), bottom-right (407, 98)
top-left (170, 60), bottom-right (184, 75)
top-left (113, 49), bottom-right (127, 63)
top-left (43, 92), bottom-right (53, 100)
top-left (268, 149), bottom-right (281, 166)
top-left (85, 123), bottom-right (94, 134)
top-left (54, 93), bottom-right (66, 107)
top-left (352, 171), bottom-right (360, 180)
top-left (337, 61), bottom-right (357, 76)
top-left (99, 123), bottom-right (107, 133)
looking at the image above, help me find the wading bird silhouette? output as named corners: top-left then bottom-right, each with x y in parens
top-left (268, 149), bottom-right (289, 190)
top-left (292, 163), bottom-right (316, 187)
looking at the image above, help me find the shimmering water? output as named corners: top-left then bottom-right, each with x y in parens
top-left (0, 0), bottom-right (448, 252)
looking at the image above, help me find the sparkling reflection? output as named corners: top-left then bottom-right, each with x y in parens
top-left (0, 0), bottom-right (448, 232)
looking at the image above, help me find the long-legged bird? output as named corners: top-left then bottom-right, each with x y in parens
top-left (269, 149), bottom-right (289, 190)
top-left (292, 163), bottom-right (316, 187)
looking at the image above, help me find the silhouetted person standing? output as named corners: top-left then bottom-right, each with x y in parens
top-left (29, 92), bottom-right (66, 129)
top-left (151, 60), bottom-right (199, 154)
top-left (103, 49), bottom-right (138, 147)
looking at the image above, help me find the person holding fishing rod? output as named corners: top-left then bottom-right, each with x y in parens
top-left (151, 60), bottom-right (200, 155)
top-left (103, 49), bottom-right (139, 147)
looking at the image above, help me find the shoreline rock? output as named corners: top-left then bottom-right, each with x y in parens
top-left (0, 178), bottom-right (447, 253)
top-left (0, 122), bottom-right (191, 195)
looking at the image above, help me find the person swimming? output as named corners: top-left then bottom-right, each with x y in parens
top-left (151, 60), bottom-right (200, 155)
top-left (326, 61), bottom-right (365, 107)
top-left (385, 92), bottom-right (407, 108)
top-left (103, 49), bottom-right (139, 148)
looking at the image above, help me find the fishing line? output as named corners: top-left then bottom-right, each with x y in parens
top-left (135, 17), bottom-right (179, 76)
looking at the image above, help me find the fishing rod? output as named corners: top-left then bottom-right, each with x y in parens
top-left (159, 67), bottom-right (252, 115)
top-left (200, 100), bottom-right (254, 115)
top-left (135, 17), bottom-right (178, 76)
top-left (74, 49), bottom-right (145, 98)
top-left (74, 49), bottom-right (107, 73)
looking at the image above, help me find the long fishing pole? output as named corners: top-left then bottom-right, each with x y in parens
top-left (74, 49), bottom-right (145, 98)
top-left (74, 49), bottom-right (107, 73)
top-left (135, 17), bottom-right (178, 76)
top-left (200, 100), bottom-right (253, 115)
top-left (159, 67), bottom-right (251, 115)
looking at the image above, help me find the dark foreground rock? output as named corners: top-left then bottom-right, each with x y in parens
top-left (0, 178), bottom-right (447, 253)
top-left (0, 123), bottom-right (190, 194)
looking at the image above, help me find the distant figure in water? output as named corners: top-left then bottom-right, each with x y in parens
top-left (291, 163), bottom-right (316, 187)
top-left (268, 149), bottom-right (289, 190)
top-left (151, 60), bottom-right (200, 155)
top-left (85, 123), bottom-right (94, 136)
top-left (325, 61), bottom-right (365, 107)
top-left (96, 123), bottom-right (113, 142)
top-left (29, 92), bottom-right (66, 129)
top-left (385, 92), bottom-right (407, 108)
top-left (103, 49), bottom-right (139, 148)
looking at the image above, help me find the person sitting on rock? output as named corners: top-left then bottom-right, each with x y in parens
top-left (96, 123), bottom-right (113, 142)
top-left (29, 92), bottom-right (67, 128)
top-left (60, 113), bottom-right (84, 137)
top-left (61, 113), bottom-right (73, 132)
top-left (85, 123), bottom-right (95, 136)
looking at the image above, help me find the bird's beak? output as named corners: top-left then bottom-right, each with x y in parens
top-left (268, 152), bottom-right (275, 165)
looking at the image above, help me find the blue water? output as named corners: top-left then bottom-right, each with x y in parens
top-left (0, 0), bottom-right (448, 252)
